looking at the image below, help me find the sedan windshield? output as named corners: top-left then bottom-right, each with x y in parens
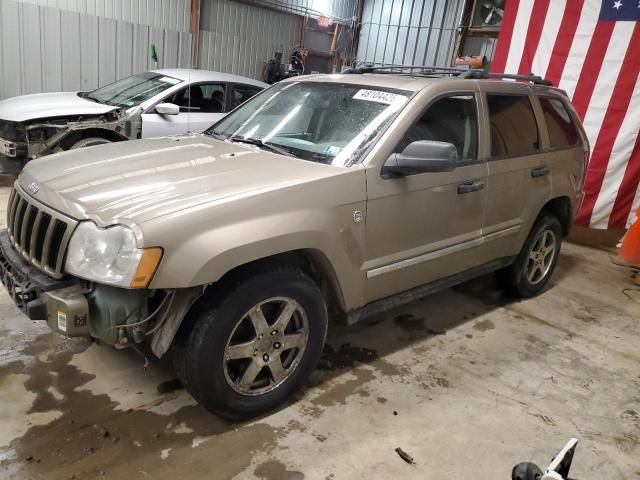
top-left (207, 81), bottom-right (410, 166)
top-left (84, 72), bottom-right (182, 108)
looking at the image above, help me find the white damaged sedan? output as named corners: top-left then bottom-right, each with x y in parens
top-left (0, 69), bottom-right (266, 173)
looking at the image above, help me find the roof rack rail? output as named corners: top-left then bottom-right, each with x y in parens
top-left (343, 64), bottom-right (463, 76)
top-left (458, 69), bottom-right (553, 86)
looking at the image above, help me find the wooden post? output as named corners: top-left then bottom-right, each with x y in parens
top-left (190, 0), bottom-right (201, 68)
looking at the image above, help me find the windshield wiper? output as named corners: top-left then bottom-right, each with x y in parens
top-left (229, 136), bottom-right (296, 158)
top-left (205, 130), bottom-right (228, 140)
top-left (78, 92), bottom-right (103, 104)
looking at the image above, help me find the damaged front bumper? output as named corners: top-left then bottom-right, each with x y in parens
top-left (0, 229), bottom-right (203, 357)
top-left (0, 228), bottom-right (89, 334)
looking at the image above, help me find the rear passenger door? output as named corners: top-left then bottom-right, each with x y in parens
top-left (481, 86), bottom-right (551, 259)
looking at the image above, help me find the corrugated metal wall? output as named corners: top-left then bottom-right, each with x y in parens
top-left (357, 0), bottom-right (464, 67)
top-left (0, 0), bottom-right (191, 100)
top-left (199, 0), bottom-right (301, 80)
top-left (248, 0), bottom-right (357, 22)
top-left (10, 0), bottom-right (190, 31)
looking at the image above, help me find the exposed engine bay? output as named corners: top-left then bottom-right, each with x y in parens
top-left (0, 109), bottom-right (141, 171)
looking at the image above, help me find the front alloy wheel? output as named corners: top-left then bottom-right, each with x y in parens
top-left (172, 265), bottom-right (327, 419)
top-left (224, 297), bottom-right (309, 396)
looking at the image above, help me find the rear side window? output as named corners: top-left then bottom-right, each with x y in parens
top-left (539, 97), bottom-right (579, 148)
top-left (487, 94), bottom-right (539, 158)
top-left (231, 84), bottom-right (263, 109)
top-left (395, 94), bottom-right (478, 162)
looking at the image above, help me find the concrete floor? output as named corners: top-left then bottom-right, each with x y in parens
top-left (0, 179), bottom-right (639, 480)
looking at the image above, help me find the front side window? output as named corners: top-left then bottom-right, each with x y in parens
top-left (166, 83), bottom-right (226, 113)
top-left (395, 94), bottom-right (478, 162)
top-left (85, 72), bottom-right (181, 108)
top-left (487, 94), bottom-right (539, 158)
top-left (539, 97), bottom-right (579, 148)
top-left (208, 82), bottom-right (410, 166)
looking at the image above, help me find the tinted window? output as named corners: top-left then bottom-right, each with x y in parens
top-left (539, 97), bottom-right (579, 148)
top-left (487, 94), bottom-right (539, 158)
top-left (232, 85), bottom-right (263, 109)
top-left (396, 95), bottom-right (478, 162)
top-left (166, 83), bottom-right (226, 113)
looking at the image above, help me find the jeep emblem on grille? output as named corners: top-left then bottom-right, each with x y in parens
top-left (26, 182), bottom-right (39, 194)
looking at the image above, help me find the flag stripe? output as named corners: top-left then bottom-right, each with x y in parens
top-left (490, 0), bottom-right (520, 73)
top-left (530, 0), bottom-right (566, 79)
top-left (609, 134), bottom-right (640, 228)
top-left (591, 64), bottom-right (640, 228)
top-left (557, 1), bottom-right (600, 99)
top-left (504, 0), bottom-right (537, 75)
top-left (544, 0), bottom-right (584, 87)
top-left (517, 0), bottom-right (551, 74)
top-left (579, 20), bottom-right (636, 172)
top-left (570, 21), bottom-right (616, 120)
top-left (575, 22), bottom-right (640, 225)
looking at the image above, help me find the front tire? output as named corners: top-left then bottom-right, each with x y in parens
top-left (69, 137), bottom-right (112, 149)
top-left (172, 265), bottom-right (327, 419)
top-left (497, 214), bottom-right (562, 298)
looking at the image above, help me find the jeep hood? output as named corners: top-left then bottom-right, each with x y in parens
top-left (18, 135), bottom-right (342, 225)
top-left (0, 92), bottom-right (118, 123)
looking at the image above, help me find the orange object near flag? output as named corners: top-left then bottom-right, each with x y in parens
top-left (616, 207), bottom-right (640, 267)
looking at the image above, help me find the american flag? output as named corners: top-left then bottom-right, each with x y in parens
top-left (491, 0), bottom-right (640, 229)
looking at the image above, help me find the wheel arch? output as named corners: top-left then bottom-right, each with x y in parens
top-left (163, 248), bottom-right (346, 358)
top-left (59, 127), bottom-right (128, 149)
top-left (540, 196), bottom-right (572, 237)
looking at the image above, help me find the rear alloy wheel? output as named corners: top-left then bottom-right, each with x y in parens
top-left (497, 214), bottom-right (562, 298)
top-left (525, 229), bottom-right (557, 285)
top-left (172, 266), bottom-right (327, 419)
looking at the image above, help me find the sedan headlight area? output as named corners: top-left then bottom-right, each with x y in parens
top-left (65, 222), bottom-right (162, 288)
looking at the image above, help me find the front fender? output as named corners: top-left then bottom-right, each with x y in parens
top-left (144, 182), bottom-right (368, 311)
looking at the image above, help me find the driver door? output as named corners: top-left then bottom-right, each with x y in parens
top-left (141, 83), bottom-right (227, 137)
top-left (363, 91), bottom-right (489, 302)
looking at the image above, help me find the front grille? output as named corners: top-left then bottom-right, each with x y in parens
top-left (6, 185), bottom-right (77, 279)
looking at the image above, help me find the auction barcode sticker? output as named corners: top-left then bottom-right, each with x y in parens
top-left (57, 311), bottom-right (67, 332)
top-left (353, 89), bottom-right (405, 105)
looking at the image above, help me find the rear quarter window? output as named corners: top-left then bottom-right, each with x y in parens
top-left (487, 94), bottom-right (539, 158)
top-left (539, 97), bottom-right (580, 148)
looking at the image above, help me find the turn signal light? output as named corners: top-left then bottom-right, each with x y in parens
top-left (130, 248), bottom-right (163, 288)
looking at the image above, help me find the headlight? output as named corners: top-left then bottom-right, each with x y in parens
top-left (65, 222), bottom-right (162, 288)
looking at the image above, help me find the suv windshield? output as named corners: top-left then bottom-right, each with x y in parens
top-left (207, 81), bottom-right (410, 166)
top-left (84, 72), bottom-right (182, 108)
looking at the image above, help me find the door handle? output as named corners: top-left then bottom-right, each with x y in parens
top-left (531, 166), bottom-right (550, 178)
top-left (457, 181), bottom-right (485, 194)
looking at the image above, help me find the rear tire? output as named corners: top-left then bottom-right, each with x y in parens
top-left (172, 265), bottom-right (327, 419)
top-left (69, 137), bottom-right (112, 149)
top-left (497, 214), bottom-right (562, 298)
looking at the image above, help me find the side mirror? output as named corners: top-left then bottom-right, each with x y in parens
top-left (155, 103), bottom-right (180, 115)
top-left (382, 140), bottom-right (458, 177)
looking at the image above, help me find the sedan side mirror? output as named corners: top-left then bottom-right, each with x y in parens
top-left (382, 140), bottom-right (458, 177)
top-left (155, 103), bottom-right (180, 115)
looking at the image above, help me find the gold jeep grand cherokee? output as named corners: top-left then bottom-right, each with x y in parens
top-left (0, 67), bottom-right (587, 418)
